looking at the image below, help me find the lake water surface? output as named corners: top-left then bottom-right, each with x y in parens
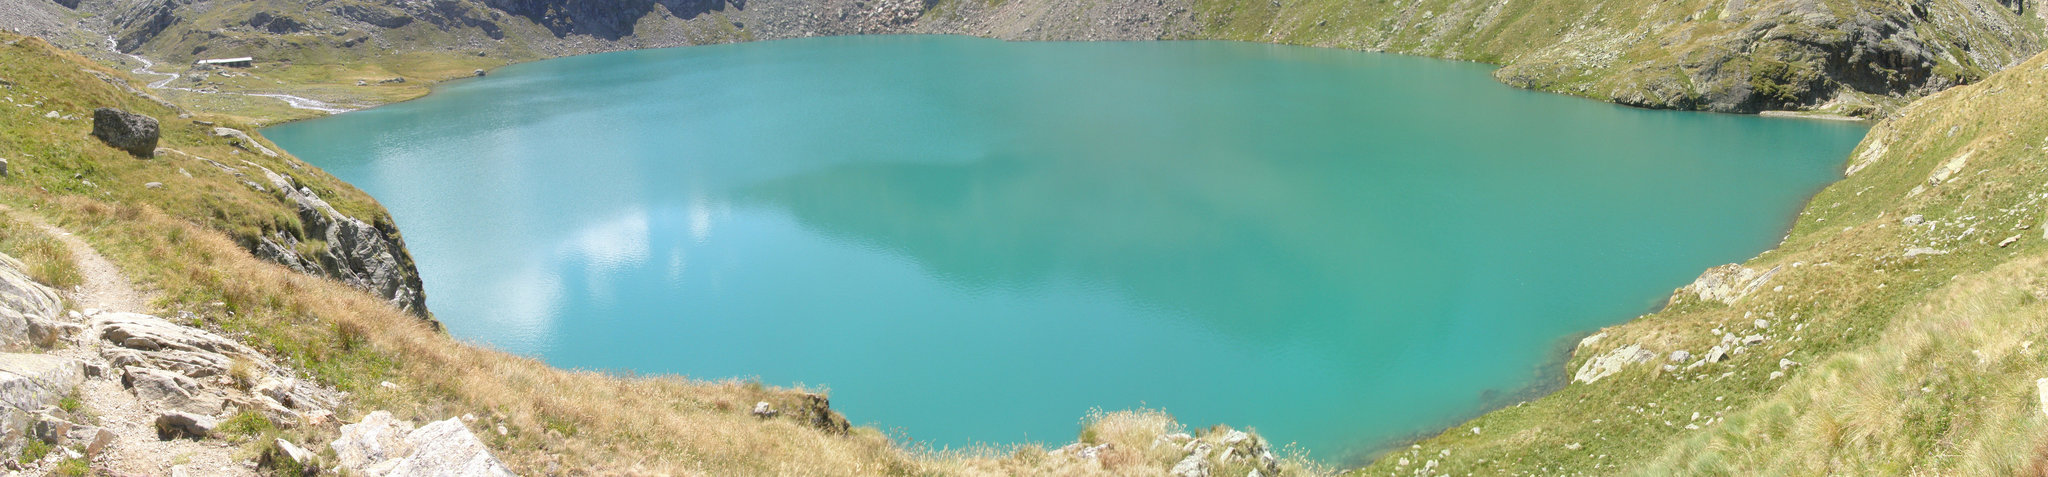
top-left (263, 35), bottom-right (1868, 460)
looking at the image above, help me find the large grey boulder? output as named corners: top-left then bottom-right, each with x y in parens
top-left (91, 108), bottom-right (159, 158)
top-left (0, 253), bottom-right (63, 349)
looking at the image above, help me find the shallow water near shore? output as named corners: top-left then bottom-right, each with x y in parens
top-left (264, 35), bottom-right (1867, 460)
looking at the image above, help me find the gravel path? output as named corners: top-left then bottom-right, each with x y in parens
top-left (4, 207), bottom-right (255, 477)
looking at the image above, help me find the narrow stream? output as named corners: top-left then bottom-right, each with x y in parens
top-left (104, 36), bottom-right (355, 114)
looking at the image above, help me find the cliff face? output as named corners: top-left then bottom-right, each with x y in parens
top-left (255, 168), bottom-right (430, 318)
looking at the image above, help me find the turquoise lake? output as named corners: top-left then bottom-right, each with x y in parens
top-left (263, 35), bottom-right (1869, 461)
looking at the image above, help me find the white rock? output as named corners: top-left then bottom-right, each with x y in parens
top-left (1221, 429), bottom-right (1249, 445)
top-left (1170, 444), bottom-right (1211, 477)
top-left (1074, 442), bottom-right (1110, 459)
top-left (1681, 264), bottom-right (1780, 304)
top-left (275, 438), bottom-right (317, 469)
top-left (1574, 344), bottom-right (1655, 384)
top-left (1904, 247), bottom-right (1949, 258)
top-left (382, 418), bottom-right (517, 477)
top-left (1705, 345), bottom-right (1730, 363)
top-left (0, 253), bottom-right (65, 348)
top-left (332, 411), bottom-right (415, 470)
top-left (2038, 378), bottom-right (2048, 418)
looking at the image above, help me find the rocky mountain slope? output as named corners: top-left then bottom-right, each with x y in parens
top-left (3, 0), bottom-right (2039, 120)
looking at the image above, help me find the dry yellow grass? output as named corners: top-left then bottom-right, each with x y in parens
top-left (0, 213), bottom-right (82, 290)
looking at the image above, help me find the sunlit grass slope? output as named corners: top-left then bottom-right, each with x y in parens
top-left (1356, 48), bottom-right (2048, 475)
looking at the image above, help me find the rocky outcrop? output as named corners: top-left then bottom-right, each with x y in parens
top-left (333, 411), bottom-right (516, 477)
top-left (335, 4), bottom-right (416, 29)
top-left (787, 392), bottom-right (849, 434)
top-left (1572, 343), bottom-right (1656, 384)
top-left (122, 366), bottom-right (226, 415)
top-left (480, 0), bottom-right (666, 40)
top-left (90, 108), bottom-right (158, 158)
top-left (0, 253), bottom-right (64, 350)
top-left (0, 353), bottom-right (87, 434)
top-left (153, 410), bottom-right (216, 439)
top-left (333, 410), bottom-right (415, 470)
top-left (211, 126), bottom-right (277, 157)
top-left (386, 418), bottom-right (518, 476)
top-left (1525, 0), bottom-right (2039, 115)
top-left (254, 168), bottom-right (432, 319)
top-left (1679, 264), bottom-right (1781, 305)
top-left (92, 310), bottom-right (343, 422)
top-left (1053, 425), bottom-right (1278, 477)
top-left (246, 11), bottom-right (308, 34)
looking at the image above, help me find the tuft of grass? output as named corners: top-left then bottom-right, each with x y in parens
top-left (56, 388), bottom-right (87, 419)
top-left (0, 215), bottom-right (81, 290)
top-left (52, 457), bottom-right (89, 476)
top-left (17, 438), bottom-right (49, 464)
top-left (218, 410), bottom-right (279, 440)
top-left (229, 357), bottom-right (259, 391)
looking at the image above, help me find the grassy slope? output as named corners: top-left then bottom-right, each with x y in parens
top-left (1354, 49), bottom-right (2048, 475)
top-left (1, 31), bottom-right (1326, 476)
